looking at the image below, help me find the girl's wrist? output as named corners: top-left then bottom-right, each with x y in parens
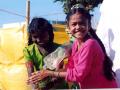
top-left (46, 70), bottom-right (54, 77)
top-left (51, 71), bottom-right (60, 77)
top-left (46, 70), bottom-right (61, 77)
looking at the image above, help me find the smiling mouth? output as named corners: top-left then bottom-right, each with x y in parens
top-left (75, 29), bottom-right (85, 33)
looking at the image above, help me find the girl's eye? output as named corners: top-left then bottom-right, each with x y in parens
top-left (33, 36), bottom-right (38, 38)
top-left (72, 23), bottom-right (76, 26)
top-left (79, 22), bottom-right (87, 27)
top-left (79, 21), bottom-right (86, 25)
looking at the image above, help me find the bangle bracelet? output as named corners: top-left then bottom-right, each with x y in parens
top-left (58, 72), bottom-right (60, 77)
top-left (52, 71), bottom-right (54, 77)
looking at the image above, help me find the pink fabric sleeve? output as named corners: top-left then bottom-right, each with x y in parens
top-left (66, 40), bottom-right (97, 83)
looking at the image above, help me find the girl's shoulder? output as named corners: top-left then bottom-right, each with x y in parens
top-left (83, 38), bottom-right (102, 51)
top-left (85, 38), bottom-right (98, 46)
top-left (73, 38), bottom-right (97, 48)
top-left (24, 43), bottom-right (37, 51)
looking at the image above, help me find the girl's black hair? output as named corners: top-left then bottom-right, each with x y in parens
top-left (66, 7), bottom-right (91, 25)
top-left (66, 7), bottom-right (115, 81)
top-left (28, 17), bottom-right (54, 52)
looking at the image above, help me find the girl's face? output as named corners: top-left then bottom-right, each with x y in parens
top-left (68, 13), bottom-right (89, 40)
top-left (31, 31), bottom-right (49, 46)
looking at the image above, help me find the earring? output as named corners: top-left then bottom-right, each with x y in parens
top-left (87, 31), bottom-right (92, 37)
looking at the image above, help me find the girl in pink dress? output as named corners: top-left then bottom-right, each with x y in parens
top-left (27, 5), bottom-right (118, 89)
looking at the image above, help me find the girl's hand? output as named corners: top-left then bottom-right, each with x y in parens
top-left (27, 70), bottom-right (49, 84)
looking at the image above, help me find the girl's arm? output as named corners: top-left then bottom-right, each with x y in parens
top-left (25, 61), bottom-right (34, 77)
top-left (27, 69), bottom-right (67, 84)
top-left (26, 61), bottom-right (40, 89)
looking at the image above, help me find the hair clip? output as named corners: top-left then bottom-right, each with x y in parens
top-left (71, 4), bottom-right (85, 10)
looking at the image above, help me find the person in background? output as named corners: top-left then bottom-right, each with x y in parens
top-left (23, 17), bottom-right (68, 90)
top-left (26, 5), bottom-right (117, 89)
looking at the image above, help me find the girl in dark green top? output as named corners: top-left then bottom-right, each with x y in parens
top-left (23, 17), bottom-right (68, 90)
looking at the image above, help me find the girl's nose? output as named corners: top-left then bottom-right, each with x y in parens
top-left (76, 24), bottom-right (80, 30)
top-left (36, 38), bottom-right (40, 42)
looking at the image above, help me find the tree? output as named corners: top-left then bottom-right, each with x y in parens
top-left (54, 0), bottom-right (103, 14)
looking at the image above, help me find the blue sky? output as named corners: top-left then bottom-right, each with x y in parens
top-left (0, 0), bottom-right (101, 29)
top-left (0, 0), bottom-right (66, 26)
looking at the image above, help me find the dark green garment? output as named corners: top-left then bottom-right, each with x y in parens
top-left (71, 83), bottom-right (80, 89)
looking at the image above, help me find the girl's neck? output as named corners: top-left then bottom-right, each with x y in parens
top-left (77, 34), bottom-right (91, 48)
top-left (37, 45), bottom-right (48, 56)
